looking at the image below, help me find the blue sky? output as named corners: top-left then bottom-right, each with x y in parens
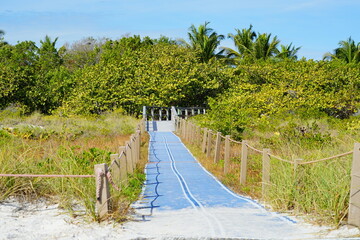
top-left (1, 0), bottom-right (360, 60)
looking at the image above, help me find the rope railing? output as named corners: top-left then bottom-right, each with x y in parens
top-left (245, 143), bottom-right (263, 154)
top-left (0, 118), bottom-right (145, 220)
top-left (175, 117), bottom-right (357, 181)
top-left (298, 150), bottom-right (354, 165)
top-left (220, 134), bottom-right (227, 140)
top-left (267, 153), bottom-right (294, 164)
top-left (228, 138), bottom-right (242, 144)
top-left (178, 117), bottom-right (355, 166)
top-left (0, 173), bottom-right (95, 178)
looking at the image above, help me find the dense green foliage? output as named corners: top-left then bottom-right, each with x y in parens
top-left (0, 34), bottom-right (229, 115)
top-left (201, 60), bottom-right (360, 137)
top-left (63, 41), bottom-right (228, 115)
top-left (1, 25), bottom-right (358, 118)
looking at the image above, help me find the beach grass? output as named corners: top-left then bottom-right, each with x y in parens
top-left (0, 109), bottom-right (145, 221)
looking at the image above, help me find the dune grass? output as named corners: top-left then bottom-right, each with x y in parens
top-left (0, 109), bottom-right (146, 222)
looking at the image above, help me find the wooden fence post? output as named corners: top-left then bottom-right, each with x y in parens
top-left (240, 140), bottom-right (248, 185)
top-left (262, 148), bottom-right (271, 200)
top-left (186, 122), bottom-right (191, 142)
top-left (125, 141), bottom-right (134, 174)
top-left (224, 135), bottom-right (230, 174)
top-left (349, 143), bottom-right (360, 227)
top-left (196, 126), bottom-right (202, 147)
top-left (202, 128), bottom-right (208, 153)
top-left (206, 130), bottom-right (212, 158)
top-left (182, 119), bottom-right (186, 138)
top-left (214, 132), bottom-right (221, 163)
top-left (110, 154), bottom-right (120, 186)
top-left (189, 123), bottom-right (195, 144)
top-left (134, 130), bottom-right (140, 164)
top-left (140, 119), bottom-right (145, 134)
top-left (177, 117), bottom-right (181, 132)
top-left (119, 150), bottom-right (128, 185)
top-left (94, 163), bottom-right (110, 219)
top-left (130, 136), bottom-right (136, 169)
top-left (177, 117), bottom-right (181, 133)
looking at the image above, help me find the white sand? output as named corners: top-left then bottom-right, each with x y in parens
top-left (1, 199), bottom-right (360, 240)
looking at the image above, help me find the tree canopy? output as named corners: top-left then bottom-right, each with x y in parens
top-left (0, 24), bottom-right (359, 118)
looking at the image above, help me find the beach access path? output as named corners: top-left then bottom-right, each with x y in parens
top-left (126, 121), bottom-right (321, 239)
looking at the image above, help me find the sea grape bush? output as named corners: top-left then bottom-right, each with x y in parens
top-left (0, 34), bottom-right (359, 121)
top-left (204, 60), bottom-right (360, 137)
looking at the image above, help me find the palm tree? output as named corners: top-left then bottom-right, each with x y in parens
top-left (324, 37), bottom-right (360, 63)
top-left (38, 35), bottom-right (62, 69)
top-left (224, 26), bottom-right (282, 62)
top-left (0, 30), bottom-right (8, 46)
top-left (225, 25), bottom-right (256, 59)
top-left (183, 22), bottom-right (225, 63)
top-left (276, 43), bottom-right (301, 60)
top-left (253, 33), bottom-right (280, 60)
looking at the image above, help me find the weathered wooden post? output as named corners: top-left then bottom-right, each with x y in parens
top-left (262, 148), bottom-right (271, 200)
top-left (125, 141), bottom-right (134, 174)
top-left (214, 132), bottom-right (221, 163)
top-left (119, 150), bottom-right (128, 185)
top-left (224, 135), bottom-right (231, 174)
top-left (182, 119), bottom-right (187, 138)
top-left (196, 125), bottom-right (201, 146)
top-left (137, 130), bottom-right (141, 163)
top-left (140, 118), bottom-right (145, 134)
top-left (206, 130), bottom-right (212, 158)
top-left (202, 128), bottom-right (208, 153)
top-left (177, 117), bottom-right (181, 133)
top-left (183, 120), bottom-right (187, 140)
top-left (240, 140), bottom-right (248, 185)
top-left (349, 143), bottom-right (360, 227)
top-left (191, 123), bottom-right (195, 144)
top-left (95, 163), bottom-right (110, 219)
top-left (131, 136), bottom-right (136, 169)
top-left (187, 122), bottom-right (191, 142)
top-left (110, 154), bottom-right (120, 185)
top-left (186, 122), bottom-right (190, 142)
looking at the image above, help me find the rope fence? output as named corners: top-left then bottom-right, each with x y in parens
top-left (175, 116), bottom-right (360, 227)
top-left (0, 118), bottom-right (146, 220)
top-left (0, 174), bottom-right (95, 178)
top-left (176, 116), bottom-right (357, 168)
